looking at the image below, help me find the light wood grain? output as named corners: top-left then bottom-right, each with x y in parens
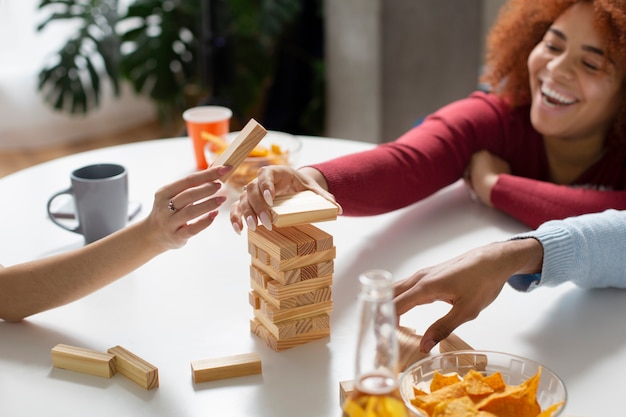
top-left (270, 190), bottom-right (339, 227)
top-left (212, 118), bottom-right (267, 182)
top-left (107, 345), bottom-right (159, 390)
top-left (191, 353), bottom-right (262, 383)
top-left (51, 344), bottom-right (116, 378)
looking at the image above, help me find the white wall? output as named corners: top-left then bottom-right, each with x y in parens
top-left (0, 0), bottom-right (155, 150)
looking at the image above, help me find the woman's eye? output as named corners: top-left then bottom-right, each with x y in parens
top-left (544, 42), bottom-right (561, 52)
top-left (583, 61), bottom-right (600, 71)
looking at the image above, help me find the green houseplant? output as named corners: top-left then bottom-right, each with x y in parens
top-left (36, 0), bottom-right (324, 133)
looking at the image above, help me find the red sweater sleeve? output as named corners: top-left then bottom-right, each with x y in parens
top-left (312, 92), bottom-right (520, 216)
top-left (311, 91), bottom-right (626, 223)
top-left (492, 174), bottom-right (626, 228)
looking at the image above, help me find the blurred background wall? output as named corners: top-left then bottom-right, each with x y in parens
top-left (325, 0), bottom-right (506, 143)
top-left (0, 0), bottom-right (507, 151)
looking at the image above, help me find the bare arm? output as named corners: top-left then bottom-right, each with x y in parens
top-left (0, 165), bottom-right (232, 322)
top-left (393, 238), bottom-right (543, 352)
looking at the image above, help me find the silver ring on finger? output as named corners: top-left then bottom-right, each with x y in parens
top-left (168, 200), bottom-right (177, 212)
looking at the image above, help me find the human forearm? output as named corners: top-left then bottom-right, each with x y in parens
top-left (0, 165), bottom-right (229, 321)
top-left (492, 174), bottom-right (626, 228)
top-left (0, 220), bottom-right (164, 321)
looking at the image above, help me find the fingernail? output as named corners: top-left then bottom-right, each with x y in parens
top-left (263, 189), bottom-right (273, 206)
top-left (219, 165), bottom-right (234, 175)
top-left (215, 196), bottom-right (227, 205)
top-left (232, 222), bottom-right (241, 235)
top-left (259, 211), bottom-right (272, 231)
top-left (246, 215), bottom-right (257, 231)
top-left (208, 211), bottom-right (219, 221)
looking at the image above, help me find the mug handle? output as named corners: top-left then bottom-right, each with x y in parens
top-left (46, 188), bottom-right (82, 235)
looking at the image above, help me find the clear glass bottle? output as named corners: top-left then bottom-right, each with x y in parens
top-left (342, 269), bottom-right (410, 417)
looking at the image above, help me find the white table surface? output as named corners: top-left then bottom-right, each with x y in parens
top-left (0, 136), bottom-right (620, 416)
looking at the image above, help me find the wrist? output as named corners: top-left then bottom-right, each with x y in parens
top-left (501, 238), bottom-right (544, 274)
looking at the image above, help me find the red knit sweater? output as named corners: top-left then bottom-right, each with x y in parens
top-left (312, 91), bottom-right (626, 228)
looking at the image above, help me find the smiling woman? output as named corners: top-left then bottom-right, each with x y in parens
top-left (230, 0), bottom-right (626, 239)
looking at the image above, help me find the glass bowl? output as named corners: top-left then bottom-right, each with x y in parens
top-left (398, 350), bottom-right (567, 416)
top-left (205, 130), bottom-right (302, 189)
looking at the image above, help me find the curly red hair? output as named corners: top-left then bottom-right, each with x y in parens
top-left (481, 0), bottom-right (626, 146)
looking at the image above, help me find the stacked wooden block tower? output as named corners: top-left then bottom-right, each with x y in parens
top-left (247, 190), bottom-right (339, 351)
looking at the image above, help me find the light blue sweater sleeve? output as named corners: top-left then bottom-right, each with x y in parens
top-left (507, 209), bottom-right (626, 292)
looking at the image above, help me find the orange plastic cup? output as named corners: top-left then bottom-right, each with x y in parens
top-left (183, 106), bottom-right (232, 170)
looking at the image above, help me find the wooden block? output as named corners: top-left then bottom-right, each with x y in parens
top-left (266, 275), bottom-right (333, 299)
top-left (295, 223), bottom-right (334, 251)
top-left (273, 226), bottom-right (317, 256)
top-left (270, 247), bottom-right (336, 272)
top-left (107, 345), bottom-right (159, 390)
top-left (51, 344), bottom-right (116, 378)
top-left (249, 265), bottom-right (275, 291)
top-left (258, 297), bottom-right (333, 323)
top-left (339, 380), bottom-right (355, 407)
top-left (253, 309), bottom-right (330, 340)
top-left (439, 332), bottom-right (486, 370)
top-left (270, 190), bottom-right (339, 227)
top-left (396, 326), bottom-right (429, 372)
top-left (213, 119), bottom-right (267, 182)
top-left (249, 290), bottom-right (262, 309)
top-left (191, 352), bottom-right (262, 383)
top-left (439, 332), bottom-right (474, 353)
top-left (251, 257), bottom-right (334, 285)
top-left (250, 318), bottom-right (330, 351)
top-left (250, 277), bottom-right (332, 309)
top-left (248, 227), bottom-right (298, 260)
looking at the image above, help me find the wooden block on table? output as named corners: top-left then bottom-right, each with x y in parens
top-left (250, 318), bottom-right (330, 351)
top-left (439, 332), bottom-right (486, 370)
top-left (212, 118), bottom-right (267, 182)
top-left (191, 352), bottom-right (262, 383)
top-left (107, 345), bottom-right (159, 390)
top-left (253, 309), bottom-right (330, 340)
top-left (438, 332), bottom-right (474, 352)
top-left (396, 326), bottom-right (429, 372)
top-left (339, 380), bottom-right (355, 407)
top-left (51, 344), bottom-right (116, 378)
top-left (270, 190), bottom-right (339, 227)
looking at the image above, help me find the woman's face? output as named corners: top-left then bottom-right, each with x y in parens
top-left (527, 2), bottom-right (624, 143)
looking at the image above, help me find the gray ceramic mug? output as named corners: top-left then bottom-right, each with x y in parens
top-left (47, 163), bottom-right (129, 243)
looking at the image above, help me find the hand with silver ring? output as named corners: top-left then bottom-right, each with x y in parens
top-left (145, 164), bottom-right (233, 250)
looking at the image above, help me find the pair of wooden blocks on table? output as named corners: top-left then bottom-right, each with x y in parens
top-left (51, 344), bottom-right (263, 387)
top-left (51, 344), bottom-right (159, 390)
top-left (248, 191), bottom-right (339, 351)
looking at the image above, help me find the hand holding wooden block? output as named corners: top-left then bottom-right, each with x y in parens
top-left (270, 191), bottom-right (339, 227)
top-left (212, 119), bottom-right (267, 182)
